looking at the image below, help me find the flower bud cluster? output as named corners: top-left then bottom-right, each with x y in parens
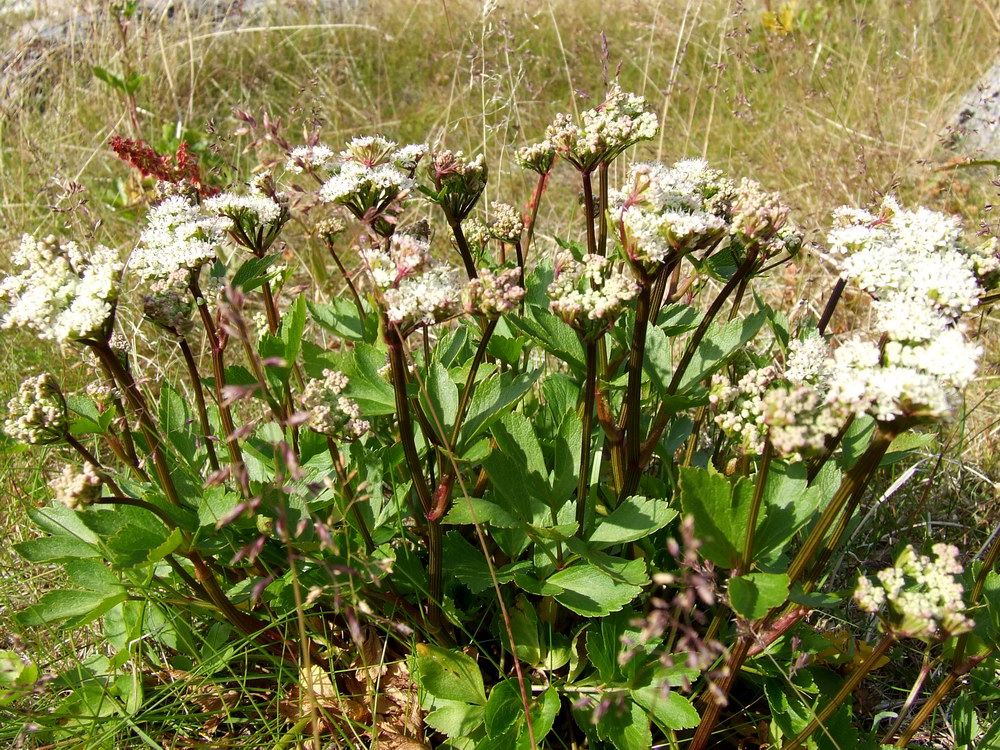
top-left (515, 139), bottom-right (557, 174)
top-left (855, 543), bottom-right (974, 641)
top-left (545, 84), bottom-right (658, 171)
top-left (1, 234), bottom-right (122, 343)
top-left (487, 202), bottom-right (524, 243)
top-left (4, 374), bottom-right (68, 445)
top-left (427, 150), bottom-right (488, 222)
top-left (710, 366), bottom-right (777, 454)
top-left (141, 271), bottom-right (195, 336)
top-left (548, 251), bottom-right (640, 340)
top-left (301, 369), bottom-right (370, 439)
top-left (362, 233), bottom-right (462, 332)
top-left (463, 268), bottom-right (525, 317)
top-left (132, 192), bottom-right (230, 280)
top-left (50, 462), bottom-right (102, 510)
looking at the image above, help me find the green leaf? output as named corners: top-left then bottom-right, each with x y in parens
top-left (159, 384), bottom-right (197, 466)
top-left (421, 361), bottom-right (459, 440)
top-left (678, 466), bottom-right (757, 569)
top-left (643, 325), bottom-right (673, 392)
top-left (953, 692), bottom-right (979, 749)
top-left (675, 310), bottom-right (766, 393)
top-left (425, 701), bottom-right (485, 738)
top-left (547, 563), bottom-right (643, 617)
top-left (123, 71), bottom-right (146, 95)
top-left (596, 698), bottom-right (652, 750)
top-left (412, 644), bottom-right (487, 705)
top-left (728, 572), bottom-right (790, 620)
top-left (231, 253), bottom-right (281, 291)
top-left (443, 532), bottom-right (492, 594)
top-left (631, 686), bottom-right (700, 731)
top-left (481, 413), bottom-right (551, 524)
top-left (308, 298), bottom-right (368, 341)
top-left (0, 651), bottom-right (38, 707)
top-left (279, 294), bottom-right (307, 368)
top-left (510, 306), bottom-right (585, 373)
top-left (67, 395), bottom-right (111, 436)
top-left (15, 589), bottom-right (126, 628)
top-left (586, 610), bottom-right (638, 683)
top-left (341, 343), bottom-right (396, 416)
top-left (754, 460), bottom-right (829, 563)
top-left (444, 496), bottom-right (520, 528)
top-left (92, 66), bottom-right (125, 91)
top-left (64, 560), bottom-right (121, 594)
top-left (485, 679), bottom-right (523, 736)
top-left (460, 370), bottom-right (539, 448)
top-left (589, 496), bottom-right (677, 546)
top-left (15, 535), bottom-right (99, 563)
top-left (501, 595), bottom-right (542, 666)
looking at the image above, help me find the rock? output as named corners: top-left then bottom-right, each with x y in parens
top-left (945, 57), bottom-right (1000, 161)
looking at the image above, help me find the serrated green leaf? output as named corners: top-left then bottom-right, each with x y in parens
top-left (425, 701), bottom-right (485, 738)
top-left (280, 294), bottom-right (307, 368)
top-left (412, 644), bottom-right (487, 705)
top-left (421, 361), bottom-right (459, 440)
top-left (459, 370), bottom-right (539, 448)
top-left (15, 535), bottom-right (99, 563)
top-left (547, 563), bottom-right (643, 617)
top-left (15, 589), bottom-right (125, 627)
top-left (590, 496), bottom-right (677, 546)
top-left (676, 310), bottom-right (766, 393)
top-left (596, 698), bottom-right (652, 750)
top-left (231, 253), bottom-right (281, 291)
top-left (678, 466), bottom-right (758, 569)
top-left (308, 298), bottom-right (368, 341)
top-left (64, 560), bottom-right (121, 593)
top-left (631, 686), bottom-right (700, 730)
top-left (729, 572), bottom-right (790, 620)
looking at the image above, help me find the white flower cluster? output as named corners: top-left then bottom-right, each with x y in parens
top-left (829, 195), bottom-right (994, 329)
top-left (301, 369), bottom-right (370, 439)
top-left (286, 144), bottom-right (336, 173)
top-left (204, 191), bottom-right (283, 226)
top-left (487, 202), bottom-right (524, 243)
top-left (611, 160), bottom-right (729, 265)
top-left (362, 234), bottom-right (462, 331)
top-left (463, 267), bottom-right (525, 317)
top-left (545, 84), bottom-right (659, 171)
top-left (548, 251), bottom-right (640, 339)
top-left (50, 462), bottom-right (102, 510)
top-left (132, 194), bottom-right (230, 280)
top-left (1, 234), bottom-right (122, 343)
top-left (823, 196), bottom-right (988, 423)
top-left (855, 543), bottom-right (973, 640)
top-left (4, 373), bottom-right (68, 445)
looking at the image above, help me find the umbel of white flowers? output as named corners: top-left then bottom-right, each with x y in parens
top-left (855, 543), bottom-right (974, 641)
top-left (0, 234), bottom-right (122, 343)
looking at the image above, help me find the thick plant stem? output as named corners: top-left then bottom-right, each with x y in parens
top-left (597, 162), bottom-right (609, 257)
top-left (447, 216), bottom-right (478, 280)
top-left (261, 280), bottom-right (281, 335)
top-left (88, 340), bottom-right (182, 508)
top-left (522, 171), bottom-right (549, 260)
top-left (738, 439), bottom-right (772, 574)
top-left (576, 341), bottom-right (599, 534)
top-left (689, 635), bottom-right (752, 750)
top-left (386, 325), bottom-right (443, 631)
top-left (328, 438), bottom-right (374, 553)
top-left (581, 169), bottom-right (598, 256)
top-left (191, 279), bottom-right (249, 494)
top-left (619, 281), bottom-right (652, 500)
top-left (178, 337), bottom-right (220, 472)
top-left (817, 278), bottom-right (846, 335)
top-left (783, 634), bottom-right (895, 750)
top-left (786, 425), bottom-right (896, 588)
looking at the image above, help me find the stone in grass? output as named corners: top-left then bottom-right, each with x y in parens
top-left (944, 56), bottom-right (1000, 162)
